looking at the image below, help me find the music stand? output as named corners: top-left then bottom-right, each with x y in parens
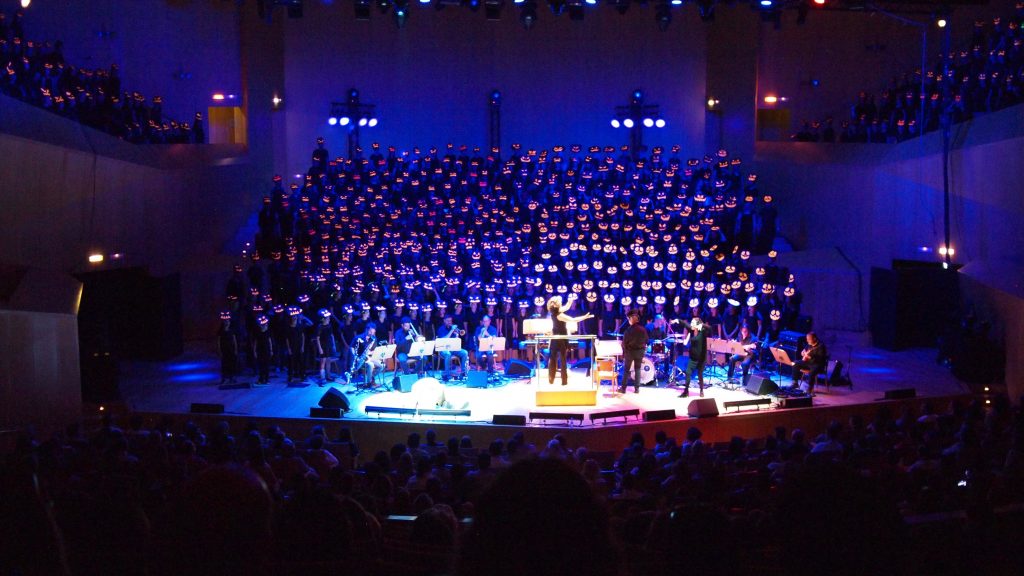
top-left (434, 337), bottom-right (461, 377)
top-left (770, 346), bottom-right (794, 387)
top-left (373, 344), bottom-right (396, 390)
top-left (595, 340), bottom-right (623, 358)
top-left (477, 337), bottom-right (506, 378)
top-left (409, 340), bottom-right (435, 376)
top-left (434, 338), bottom-right (462, 352)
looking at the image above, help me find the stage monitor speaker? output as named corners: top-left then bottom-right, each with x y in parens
top-left (310, 406), bottom-right (342, 418)
top-left (505, 359), bottom-right (532, 377)
top-left (780, 396), bottom-right (813, 409)
top-left (467, 370), bottom-right (489, 388)
top-left (395, 373), bottom-right (418, 393)
top-left (745, 374), bottom-right (778, 396)
top-left (318, 387), bottom-right (350, 411)
top-left (190, 402), bottom-right (224, 414)
top-left (686, 398), bottom-right (719, 418)
top-left (643, 409), bottom-right (677, 422)
top-left (885, 388), bottom-right (916, 400)
top-left (492, 414), bottom-right (527, 426)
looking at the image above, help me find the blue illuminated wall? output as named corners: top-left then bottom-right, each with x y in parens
top-left (279, 4), bottom-right (708, 174)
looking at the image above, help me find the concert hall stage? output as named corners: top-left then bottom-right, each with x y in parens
top-left (119, 332), bottom-right (970, 455)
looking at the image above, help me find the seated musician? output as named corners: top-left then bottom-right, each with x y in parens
top-left (792, 331), bottom-right (828, 394)
top-left (475, 315), bottom-right (500, 374)
top-left (727, 323), bottom-right (758, 384)
top-left (394, 316), bottom-right (425, 375)
top-left (647, 314), bottom-right (669, 342)
top-left (349, 323), bottom-right (381, 385)
top-left (437, 314), bottom-right (469, 381)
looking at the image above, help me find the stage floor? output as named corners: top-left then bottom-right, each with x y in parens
top-left (119, 331), bottom-right (969, 426)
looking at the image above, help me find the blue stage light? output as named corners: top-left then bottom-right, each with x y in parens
top-left (585, 0), bottom-right (597, 4)
top-left (419, 0), bottom-right (430, 3)
top-left (368, 118), bottom-right (378, 127)
top-left (760, 0), bottom-right (773, 6)
top-left (611, 119), bottom-right (621, 128)
top-left (623, 118), bottom-right (635, 128)
top-left (358, 117), bottom-right (368, 127)
top-left (632, 89), bottom-right (643, 100)
top-left (328, 117), bottom-right (338, 126)
top-left (643, 117), bottom-right (654, 128)
top-left (514, 0), bottom-right (525, 4)
top-left (655, 118), bottom-right (666, 128)
top-left (671, 0), bottom-right (682, 4)
top-left (339, 116), bottom-right (351, 126)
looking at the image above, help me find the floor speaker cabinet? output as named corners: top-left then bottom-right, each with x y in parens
top-left (467, 370), bottom-right (489, 388)
top-left (395, 373), bottom-right (419, 393)
top-left (686, 398), bottom-right (720, 418)
top-left (492, 414), bottom-right (527, 426)
top-left (318, 387), bottom-right (351, 411)
top-left (309, 407), bottom-right (342, 418)
top-left (885, 388), bottom-right (917, 400)
top-left (643, 409), bottom-right (677, 422)
top-left (745, 374), bottom-right (779, 396)
top-left (779, 397), bottom-right (813, 409)
top-left (190, 402), bottom-right (224, 414)
top-left (505, 359), bottom-right (532, 377)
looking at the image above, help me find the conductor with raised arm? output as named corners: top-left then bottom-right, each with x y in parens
top-left (547, 295), bottom-right (593, 386)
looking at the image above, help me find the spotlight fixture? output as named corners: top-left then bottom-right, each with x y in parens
top-left (520, 1), bottom-right (538, 29)
top-left (21, 0), bottom-right (31, 8)
top-left (937, 18), bottom-right (947, 28)
top-left (378, 0), bottom-right (392, 14)
top-left (623, 118), bottom-right (635, 128)
top-left (394, 0), bottom-right (409, 26)
top-left (611, 119), bottom-right (621, 128)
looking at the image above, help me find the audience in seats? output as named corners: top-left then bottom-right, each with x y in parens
top-left (2, 395), bottom-right (1022, 574)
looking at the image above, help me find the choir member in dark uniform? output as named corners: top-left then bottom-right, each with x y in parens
top-left (285, 306), bottom-right (313, 384)
top-left (599, 294), bottom-right (621, 337)
top-left (253, 315), bottom-right (274, 386)
top-left (680, 316), bottom-right (711, 397)
top-left (620, 309), bottom-right (649, 394)
top-left (313, 308), bottom-right (339, 386)
top-left (218, 312), bottom-right (238, 384)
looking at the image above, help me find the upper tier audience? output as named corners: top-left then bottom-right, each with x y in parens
top-left (793, 8), bottom-right (1024, 143)
top-left (0, 9), bottom-right (203, 144)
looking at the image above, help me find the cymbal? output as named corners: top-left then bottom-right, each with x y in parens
top-left (608, 332), bottom-right (624, 337)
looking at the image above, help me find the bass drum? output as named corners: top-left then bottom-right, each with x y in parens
top-left (640, 357), bottom-right (657, 385)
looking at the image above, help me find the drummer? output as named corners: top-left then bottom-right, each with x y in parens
top-left (647, 314), bottom-right (669, 343)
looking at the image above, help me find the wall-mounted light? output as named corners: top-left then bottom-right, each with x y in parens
top-left (88, 253), bottom-right (105, 264)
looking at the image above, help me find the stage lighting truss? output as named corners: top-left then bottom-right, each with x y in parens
top-left (329, 93), bottom-right (378, 131)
